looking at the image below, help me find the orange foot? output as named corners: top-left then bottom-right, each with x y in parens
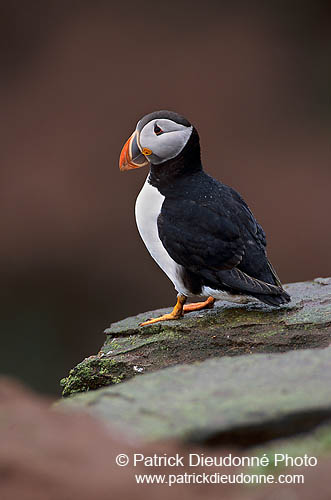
top-left (183, 296), bottom-right (215, 313)
top-left (140, 295), bottom-right (186, 327)
top-left (139, 296), bottom-right (215, 326)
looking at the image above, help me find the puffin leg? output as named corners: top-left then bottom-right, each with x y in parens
top-left (183, 296), bottom-right (215, 313)
top-left (139, 294), bottom-right (187, 327)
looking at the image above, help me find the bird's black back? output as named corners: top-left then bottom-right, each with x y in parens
top-left (148, 126), bottom-right (290, 306)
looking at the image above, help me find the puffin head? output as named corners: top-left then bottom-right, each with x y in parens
top-left (119, 110), bottom-right (194, 171)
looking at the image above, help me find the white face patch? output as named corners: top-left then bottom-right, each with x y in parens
top-left (138, 119), bottom-right (193, 165)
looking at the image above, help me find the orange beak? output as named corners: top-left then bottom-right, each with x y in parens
top-left (119, 131), bottom-right (149, 171)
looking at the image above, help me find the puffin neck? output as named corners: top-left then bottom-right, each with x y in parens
top-left (148, 127), bottom-right (202, 192)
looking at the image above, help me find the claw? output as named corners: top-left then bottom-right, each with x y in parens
top-left (139, 294), bottom-right (186, 327)
top-left (139, 312), bottom-right (182, 327)
top-left (183, 296), bottom-right (215, 313)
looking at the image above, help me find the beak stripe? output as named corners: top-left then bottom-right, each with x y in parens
top-left (119, 131), bottom-right (150, 171)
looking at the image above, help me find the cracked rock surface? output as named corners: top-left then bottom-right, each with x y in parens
top-left (60, 344), bottom-right (331, 446)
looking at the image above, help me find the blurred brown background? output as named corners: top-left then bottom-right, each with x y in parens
top-left (0, 1), bottom-right (330, 394)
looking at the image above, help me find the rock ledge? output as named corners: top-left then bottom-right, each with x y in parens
top-left (60, 277), bottom-right (331, 397)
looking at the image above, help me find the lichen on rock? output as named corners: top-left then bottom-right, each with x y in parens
top-left (60, 357), bottom-right (134, 397)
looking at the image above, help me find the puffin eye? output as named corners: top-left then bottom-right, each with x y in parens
top-left (154, 123), bottom-right (163, 136)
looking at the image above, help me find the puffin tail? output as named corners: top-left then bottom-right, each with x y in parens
top-left (252, 289), bottom-right (291, 307)
top-left (216, 267), bottom-right (291, 307)
top-left (252, 259), bottom-right (290, 306)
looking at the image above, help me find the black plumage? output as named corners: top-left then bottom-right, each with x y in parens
top-left (149, 118), bottom-right (290, 307)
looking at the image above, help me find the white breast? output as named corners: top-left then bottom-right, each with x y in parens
top-left (135, 176), bottom-right (189, 296)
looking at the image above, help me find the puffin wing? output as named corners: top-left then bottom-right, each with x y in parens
top-left (158, 197), bottom-right (246, 272)
top-left (157, 192), bottom-right (285, 298)
top-left (228, 188), bottom-right (284, 289)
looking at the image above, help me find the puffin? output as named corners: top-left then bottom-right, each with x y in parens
top-left (119, 110), bottom-right (290, 326)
